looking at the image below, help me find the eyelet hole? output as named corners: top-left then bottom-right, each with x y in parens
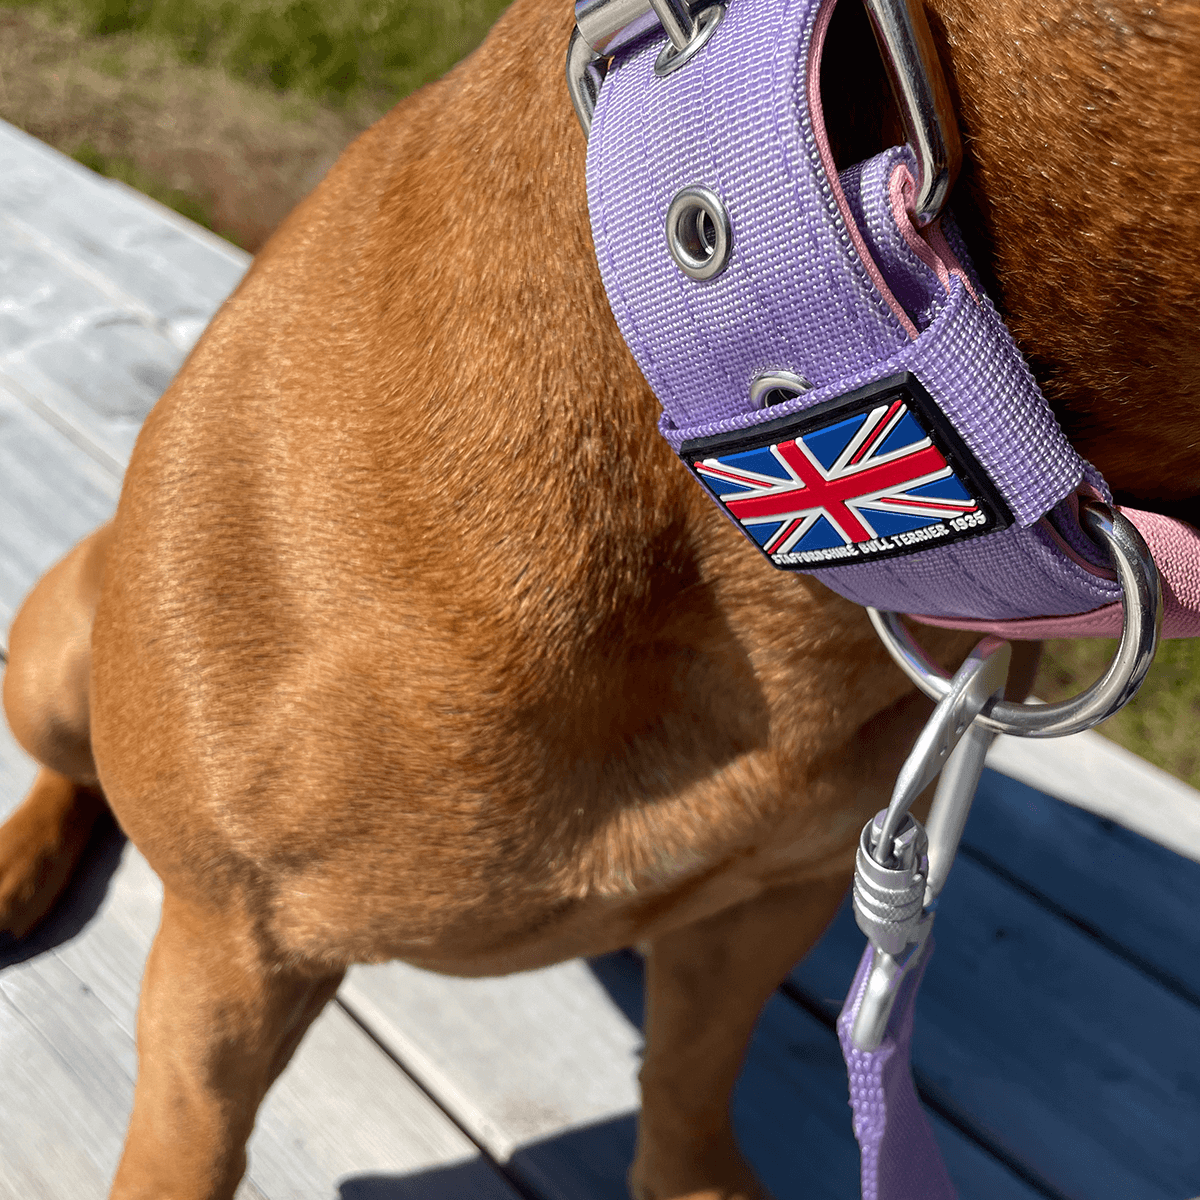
top-left (682, 209), bottom-right (716, 259)
top-left (762, 387), bottom-right (797, 407)
top-left (750, 370), bottom-right (813, 409)
top-left (666, 187), bottom-right (731, 281)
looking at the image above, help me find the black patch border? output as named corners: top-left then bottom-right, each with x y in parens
top-left (680, 372), bottom-right (1012, 571)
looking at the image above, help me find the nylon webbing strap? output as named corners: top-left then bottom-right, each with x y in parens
top-left (584, 0), bottom-right (1127, 622)
top-left (837, 941), bottom-right (956, 1200)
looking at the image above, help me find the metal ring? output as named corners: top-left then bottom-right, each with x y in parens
top-left (655, 4), bottom-right (725, 77)
top-left (750, 370), bottom-right (813, 409)
top-left (666, 186), bottom-right (732, 280)
top-left (861, 0), bottom-right (962, 225)
top-left (867, 500), bottom-right (1162, 738)
top-left (649, 0), bottom-right (700, 51)
top-left (566, 27), bottom-right (607, 136)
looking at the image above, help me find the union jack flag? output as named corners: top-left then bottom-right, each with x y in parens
top-left (689, 394), bottom-right (991, 565)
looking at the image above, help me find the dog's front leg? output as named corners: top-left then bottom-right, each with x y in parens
top-left (632, 876), bottom-right (848, 1200)
top-left (110, 889), bottom-right (344, 1200)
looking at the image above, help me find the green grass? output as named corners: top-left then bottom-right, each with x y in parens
top-left (3, 0), bottom-right (514, 104)
top-left (1039, 638), bottom-right (1200, 788)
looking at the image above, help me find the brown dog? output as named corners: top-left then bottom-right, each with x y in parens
top-left (2, 0), bottom-right (1198, 1197)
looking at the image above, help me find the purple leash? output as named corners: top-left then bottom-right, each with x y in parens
top-left (838, 941), bottom-right (955, 1200)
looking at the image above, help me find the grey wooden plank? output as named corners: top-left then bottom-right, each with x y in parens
top-left (0, 947), bottom-right (276, 1200)
top-left (0, 119), bottom-right (249, 347)
top-left (0, 674), bottom-right (520, 1200)
top-left (343, 953), bottom-right (1041, 1200)
top-left (342, 960), bottom-right (644, 1162)
top-left (0, 118), bottom-right (248, 470)
top-left (0, 984), bottom-right (175, 1200)
top-left (0, 378), bottom-right (119, 651)
top-left (0, 217), bottom-right (188, 467)
top-left (966, 769), bottom-right (1200, 1002)
top-left (0, 686), bottom-right (37, 818)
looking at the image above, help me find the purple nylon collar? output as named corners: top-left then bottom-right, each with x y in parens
top-left (584, 0), bottom-right (1124, 622)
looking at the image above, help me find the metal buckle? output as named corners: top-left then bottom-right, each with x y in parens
top-left (567, 0), bottom-right (960, 227)
top-left (849, 637), bottom-right (1009, 1049)
top-left (861, 0), bottom-right (962, 225)
top-left (567, 0), bottom-right (726, 135)
top-left (868, 499), bottom-right (1163, 739)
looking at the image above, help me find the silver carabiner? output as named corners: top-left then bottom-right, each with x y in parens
top-left (849, 636), bottom-right (1010, 1050)
top-left (852, 501), bottom-right (1162, 1049)
top-left (873, 636), bottom-right (1011, 858)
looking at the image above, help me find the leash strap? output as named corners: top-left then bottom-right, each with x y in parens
top-left (585, 0), bottom-right (1148, 624)
top-left (838, 941), bottom-right (956, 1200)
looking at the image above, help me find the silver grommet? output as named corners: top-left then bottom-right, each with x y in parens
top-left (750, 370), bottom-right (813, 409)
top-left (666, 186), bottom-right (732, 281)
top-left (655, 3), bottom-right (726, 77)
top-left (866, 499), bottom-right (1163, 738)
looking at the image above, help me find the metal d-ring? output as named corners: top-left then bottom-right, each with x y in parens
top-left (654, 3), bottom-right (726, 77)
top-left (569, 0), bottom-right (959, 225)
top-left (867, 499), bottom-right (1163, 739)
top-left (861, 0), bottom-right (962, 226)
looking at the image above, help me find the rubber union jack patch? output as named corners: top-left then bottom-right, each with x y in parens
top-left (681, 373), bottom-right (1010, 570)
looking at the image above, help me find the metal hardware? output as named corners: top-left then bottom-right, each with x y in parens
top-left (850, 936), bottom-right (931, 1052)
top-left (666, 186), bottom-right (733, 280)
top-left (924, 720), bottom-right (994, 904)
top-left (850, 811), bottom-right (933, 1050)
top-left (569, 0), bottom-right (959, 221)
top-left (854, 812), bottom-right (930, 957)
top-left (575, 0), bottom-right (662, 54)
top-left (649, 0), bottom-right (699, 49)
top-left (750, 370), bottom-right (813, 409)
top-left (861, 0), bottom-right (962, 225)
top-left (568, 0), bottom-right (724, 134)
top-left (873, 636), bottom-right (1011, 856)
top-left (655, 4), bottom-right (726, 77)
top-left (850, 636), bottom-right (1010, 1050)
top-left (566, 29), bottom-right (607, 136)
top-left (867, 499), bottom-right (1162, 738)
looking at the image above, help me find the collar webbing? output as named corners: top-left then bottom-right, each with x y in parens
top-left (582, 0), bottom-right (1141, 625)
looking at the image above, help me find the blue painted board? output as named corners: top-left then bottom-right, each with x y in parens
top-left (963, 769), bottom-right (1200, 1003)
top-left (743, 991), bottom-right (1043, 1200)
top-left (792, 832), bottom-right (1200, 1198)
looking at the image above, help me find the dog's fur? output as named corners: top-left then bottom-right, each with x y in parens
top-left (2, 0), bottom-right (1198, 1196)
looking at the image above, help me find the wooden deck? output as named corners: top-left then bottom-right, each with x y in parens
top-left (2, 116), bottom-right (1200, 1200)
